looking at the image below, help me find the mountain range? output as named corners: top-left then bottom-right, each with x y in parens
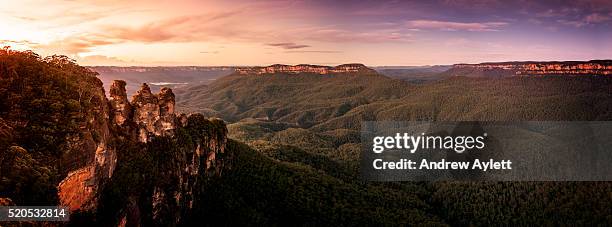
top-left (174, 61), bottom-right (612, 225)
top-left (2, 51), bottom-right (612, 226)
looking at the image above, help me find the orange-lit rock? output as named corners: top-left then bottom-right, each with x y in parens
top-left (0, 197), bottom-right (15, 206)
top-left (132, 83), bottom-right (161, 142)
top-left (109, 80), bottom-right (131, 126)
top-left (57, 166), bottom-right (96, 211)
top-left (57, 77), bottom-right (116, 214)
top-left (236, 63), bottom-right (375, 75)
top-left (130, 83), bottom-right (177, 142)
top-left (453, 60), bottom-right (612, 76)
top-left (157, 87), bottom-right (176, 138)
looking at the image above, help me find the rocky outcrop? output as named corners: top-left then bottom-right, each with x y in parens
top-left (131, 83), bottom-right (162, 142)
top-left (0, 197), bottom-right (15, 206)
top-left (129, 83), bottom-right (177, 142)
top-left (105, 80), bottom-right (228, 226)
top-left (109, 80), bottom-right (131, 127)
top-left (236, 63), bottom-right (375, 75)
top-left (148, 114), bottom-right (228, 225)
top-left (58, 166), bottom-right (97, 211)
top-left (157, 87), bottom-right (177, 138)
top-left (1, 51), bottom-right (228, 226)
top-left (450, 60), bottom-right (612, 77)
top-left (54, 79), bottom-right (229, 226)
top-left (58, 78), bottom-right (116, 213)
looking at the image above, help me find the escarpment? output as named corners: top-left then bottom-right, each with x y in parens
top-left (57, 74), bottom-right (116, 212)
top-left (103, 81), bottom-right (229, 226)
top-left (235, 63), bottom-right (375, 75)
top-left (55, 79), bottom-right (229, 225)
top-left (448, 60), bottom-right (612, 77)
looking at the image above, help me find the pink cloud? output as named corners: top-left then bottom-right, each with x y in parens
top-left (558, 13), bottom-right (610, 27)
top-left (406, 20), bottom-right (508, 31)
top-left (101, 11), bottom-right (243, 43)
top-left (285, 27), bottom-right (413, 43)
top-left (585, 13), bottom-right (610, 23)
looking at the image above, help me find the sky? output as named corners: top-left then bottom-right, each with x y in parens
top-left (1, 0), bottom-right (611, 66)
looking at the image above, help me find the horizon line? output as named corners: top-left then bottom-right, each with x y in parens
top-left (83, 59), bottom-right (612, 68)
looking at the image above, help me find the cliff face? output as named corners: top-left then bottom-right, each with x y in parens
top-left (130, 83), bottom-right (177, 142)
top-left (109, 80), bottom-right (131, 127)
top-left (235, 63), bottom-right (375, 75)
top-left (0, 51), bottom-right (229, 225)
top-left (58, 80), bottom-right (229, 226)
top-left (450, 60), bottom-right (612, 77)
top-left (57, 77), bottom-right (116, 212)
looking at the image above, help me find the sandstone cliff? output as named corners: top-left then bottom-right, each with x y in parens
top-left (56, 74), bottom-right (116, 212)
top-left (235, 63), bottom-right (375, 75)
top-left (0, 50), bottom-right (230, 226)
top-left (449, 60), bottom-right (612, 77)
top-left (58, 80), bottom-right (229, 226)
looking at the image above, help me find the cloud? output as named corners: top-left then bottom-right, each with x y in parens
top-left (557, 19), bottom-right (585, 27)
top-left (101, 11), bottom-right (243, 43)
top-left (76, 55), bottom-right (133, 66)
top-left (285, 27), bottom-right (413, 43)
top-left (585, 13), bottom-right (610, 23)
top-left (558, 13), bottom-right (610, 27)
top-left (98, 12), bottom-right (410, 46)
top-left (284, 50), bottom-right (342, 53)
top-left (35, 34), bottom-right (117, 54)
top-left (442, 0), bottom-right (502, 8)
top-left (406, 20), bottom-right (508, 31)
top-left (0, 39), bottom-right (39, 46)
top-left (267, 42), bottom-right (311, 49)
top-left (30, 11), bottom-right (248, 54)
top-left (535, 9), bottom-right (571, 18)
top-left (5, 4), bottom-right (149, 29)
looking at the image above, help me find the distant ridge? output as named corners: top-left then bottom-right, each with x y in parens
top-left (235, 64), bottom-right (375, 75)
top-left (89, 66), bottom-right (235, 73)
top-left (449, 60), bottom-right (612, 77)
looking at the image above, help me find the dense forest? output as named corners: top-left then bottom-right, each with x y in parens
top-left (175, 68), bottom-right (612, 226)
top-left (0, 48), bottom-right (103, 206)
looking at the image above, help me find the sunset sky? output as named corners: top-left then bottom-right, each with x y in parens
top-left (1, 0), bottom-right (611, 66)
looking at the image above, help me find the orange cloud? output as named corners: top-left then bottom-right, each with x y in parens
top-left (266, 43), bottom-right (311, 49)
top-left (101, 11), bottom-right (243, 43)
top-left (35, 34), bottom-right (117, 54)
top-left (76, 55), bottom-right (132, 66)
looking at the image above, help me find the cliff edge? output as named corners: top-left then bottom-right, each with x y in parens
top-left (235, 63), bottom-right (375, 75)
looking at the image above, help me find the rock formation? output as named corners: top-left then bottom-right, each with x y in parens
top-left (0, 51), bottom-right (229, 225)
top-left (451, 60), bottom-right (612, 77)
top-left (58, 80), bottom-right (228, 226)
top-left (120, 82), bottom-right (179, 143)
top-left (0, 197), bottom-right (14, 206)
top-left (235, 63), bottom-right (375, 75)
top-left (109, 80), bottom-right (131, 127)
top-left (157, 87), bottom-right (177, 138)
top-left (57, 79), bottom-right (116, 212)
top-left (131, 83), bottom-right (162, 142)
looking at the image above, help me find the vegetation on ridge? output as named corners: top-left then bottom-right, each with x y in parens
top-left (175, 67), bottom-right (612, 226)
top-left (0, 48), bottom-right (102, 205)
